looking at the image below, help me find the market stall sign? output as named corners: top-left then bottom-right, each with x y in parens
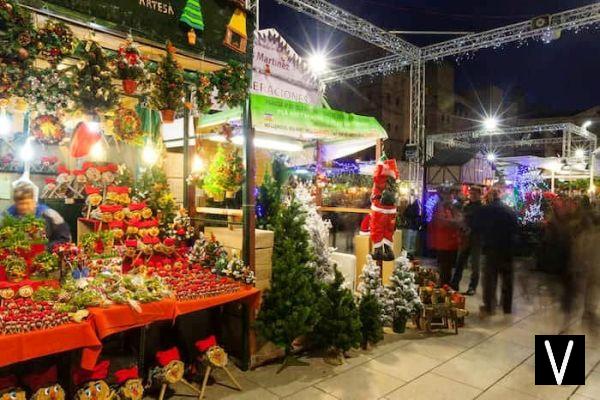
top-left (252, 29), bottom-right (322, 106)
top-left (250, 94), bottom-right (387, 141)
top-left (23, 0), bottom-right (252, 62)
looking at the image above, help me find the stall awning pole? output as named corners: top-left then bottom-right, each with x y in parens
top-left (183, 86), bottom-right (192, 209)
top-left (242, 96), bottom-right (256, 271)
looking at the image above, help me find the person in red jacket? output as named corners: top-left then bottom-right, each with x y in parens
top-left (428, 187), bottom-right (462, 285)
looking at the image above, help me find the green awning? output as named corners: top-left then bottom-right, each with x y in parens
top-left (197, 94), bottom-right (387, 142)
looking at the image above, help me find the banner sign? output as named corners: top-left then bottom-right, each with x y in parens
top-left (23, 0), bottom-right (252, 62)
top-left (251, 29), bottom-right (321, 105)
top-left (250, 94), bottom-right (387, 141)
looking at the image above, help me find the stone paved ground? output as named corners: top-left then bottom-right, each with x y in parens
top-left (163, 265), bottom-right (600, 400)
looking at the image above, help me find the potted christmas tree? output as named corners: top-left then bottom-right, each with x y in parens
top-left (255, 198), bottom-right (320, 372)
top-left (313, 268), bottom-right (361, 365)
top-left (202, 144), bottom-right (243, 201)
top-left (385, 253), bottom-right (422, 333)
top-left (113, 37), bottom-right (147, 95)
top-left (151, 42), bottom-right (184, 123)
top-left (357, 255), bottom-right (385, 348)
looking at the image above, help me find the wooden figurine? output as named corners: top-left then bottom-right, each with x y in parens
top-left (113, 367), bottom-right (143, 400)
top-left (22, 366), bottom-right (65, 400)
top-left (195, 335), bottom-right (242, 399)
top-left (150, 347), bottom-right (201, 400)
top-left (0, 376), bottom-right (25, 400)
top-left (72, 361), bottom-right (114, 400)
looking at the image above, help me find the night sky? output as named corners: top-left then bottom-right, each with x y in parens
top-left (259, 0), bottom-right (600, 115)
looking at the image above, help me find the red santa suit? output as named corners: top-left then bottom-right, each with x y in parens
top-left (369, 157), bottom-right (399, 260)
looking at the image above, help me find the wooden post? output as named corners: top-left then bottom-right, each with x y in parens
top-left (375, 138), bottom-right (383, 160)
top-left (242, 96), bottom-right (256, 271)
top-left (183, 86), bottom-right (192, 210)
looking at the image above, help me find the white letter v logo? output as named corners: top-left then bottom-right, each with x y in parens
top-left (544, 340), bottom-right (574, 385)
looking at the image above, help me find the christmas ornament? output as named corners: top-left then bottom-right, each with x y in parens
top-left (113, 37), bottom-right (147, 95)
top-left (180, 0), bottom-right (204, 45)
top-left (25, 67), bottom-right (74, 114)
top-left (70, 122), bottom-right (102, 158)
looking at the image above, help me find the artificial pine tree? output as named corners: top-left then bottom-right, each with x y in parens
top-left (384, 253), bottom-right (422, 333)
top-left (73, 39), bottom-right (118, 113)
top-left (256, 171), bottom-right (281, 230)
top-left (151, 42), bottom-right (184, 114)
top-left (203, 144), bottom-right (244, 200)
top-left (133, 166), bottom-right (176, 234)
top-left (313, 268), bottom-right (361, 364)
top-left (357, 255), bottom-right (385, 347)
top-left (294, 183), bottom-right (335, 283)
top-left (255, 198), bottom-right (320, 371)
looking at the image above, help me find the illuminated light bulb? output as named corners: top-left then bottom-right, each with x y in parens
top-left (192, 154), bottom-right (204, 172)
top-left (0, 112), bottom-right (11, 136)
top-left (574, 148), bottom-right (586, 159)
top-left (482, 117), bottom-right (498, 131)
top-left (582, 120), bottom-right (592, 130)
top-left (19, 137), bottom-right (35, 162)
top-left (87, 121), bottom-right (101, 133)
top-left (307, 52), bottom-right (328, 75)
top-left (89, 141), bottom-right (105, 160)
top-left (486, 152), bottom-right (496, 162)
top-left (142, 143), bottom-right (159, 166)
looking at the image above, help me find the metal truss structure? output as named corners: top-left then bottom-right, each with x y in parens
top-left (426, 124), bottom-right (598, 177)
top-left (267, 0), bottom-right (600, 188)
top-left (274, 0), bottom-right (419, 59)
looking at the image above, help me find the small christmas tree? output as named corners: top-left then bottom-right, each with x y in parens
top-left (313, 268), bottom-right (361, 364)
top-left (151, 42), bottom-right (184, 112)
top-left (359, 293), bottom-right (384, 348)
top-left (256, 156), bottom-right (289, 230)
top-left (73, 39), bottom-right (118, 113)
top-left (255, 198), bottom-right (319, 371)
top-left (133, 166), bottom-right (176, 234)
top-left (295, 183), bottom-right (335, 283)
top-left (357, 255), bottom-right (385, 347)
top-left (384, 253), bottom-right (422, 333)
top-left (203, 144), bottom-right (243, 200)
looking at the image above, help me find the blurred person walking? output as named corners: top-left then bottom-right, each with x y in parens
top-left (476, 187), bottom-right (519, 316)
top-left (428, 187), bottom-right (462, 286)
top-left (451, 186), bottom-right (483, 295)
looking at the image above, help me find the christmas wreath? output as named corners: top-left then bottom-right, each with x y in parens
top-left (113, 107), bottom-right (143, 143)
top-left (213, 60), bottom-right (248, 108)
top-left (25, 67), bottom-right (74, 113)
top-left (73, 39), bottom-right (119, 113)
top-left (31, 114), bottom-right (66, 144)
top-left (35, 20), bottom-right (74, 65)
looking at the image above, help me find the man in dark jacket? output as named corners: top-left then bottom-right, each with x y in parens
top-left (475, 187), bottom-right (518, 316)
top-left (5, 182), bottom-right (71, 248)
top-left (451, 186), bottom-right (483, 295)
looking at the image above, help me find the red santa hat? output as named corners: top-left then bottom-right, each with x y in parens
top-left (72, 360), bottom-right (110, 386)
top-left (194, 335), bottom-right (217, 352)
top-left (156, 347), bottom-right (181, 367)
top-left (375, 154), bottom-right (399, 179)
top-left (22, 365), bottom-right (58, 392)
top-left (70, 122), bottom-right (102, 158)
top-left (113, 367), bottom-right (139, 385)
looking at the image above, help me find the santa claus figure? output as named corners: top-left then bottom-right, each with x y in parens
top-left (369, 155), bottom-right (399, 261)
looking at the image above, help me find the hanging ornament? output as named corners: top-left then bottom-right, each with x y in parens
top-left (30, 114), bottom-right (65, 145)
top-left (180, 0), bottom-right (204, 45)
top-left (223, 7), bottom-right (248, 54)
top-left (70, 121), bottom-right (102, 158)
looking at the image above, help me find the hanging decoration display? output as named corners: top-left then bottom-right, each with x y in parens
top-left (369, 155), bottom-right (399, 261)
top-left (25, 67), bottom-right (74, 114)
top-left (196, 72), bottom-right (214, 113)
top-left (70, 122), bottom-right (102, 158)
top-left (223, 6), bottom-right (248, 54)
top-left (113, 37), bottom-right (148, 95)
top-left (151, 42), bottom-right (184, 123)
top-left (180, 0), bottom-right (205, 45)
top-left (202, 144), bottom-right (244, 200)
top-left (0, 0), bottom-right (38, 99)
top-left (34, 20), bottom-right (74, 65)
top-left (213, 60), bottom-right (248, 108)
top-left (113, 107), bottom-right (143, 144)
top-left (30, 114), bottom-right (66, 145)
top-left (73, 39), bottom-right (119, 113)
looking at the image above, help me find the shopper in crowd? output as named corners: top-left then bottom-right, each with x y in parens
top-left (428, 187), bottom-right (461, 286)
top-left (451, 186), bottom-right (483, 295)
top-left (4, 181), bottom-right (71, 248)
top-left (475, 186), bottom-right (518, 316)
top-left (403, 191), bottom-right (422, 257)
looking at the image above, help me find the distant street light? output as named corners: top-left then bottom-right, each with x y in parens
top-left (482, 117), bottom-right (499, 131)
top-left (307, 52), bottom-right (328, 75)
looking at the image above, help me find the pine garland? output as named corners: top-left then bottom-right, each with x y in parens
top-left (213, 60), bottom-right (248, 108)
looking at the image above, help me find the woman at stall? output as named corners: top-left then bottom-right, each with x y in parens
top-left (4, 182), bottom-right (71, 248)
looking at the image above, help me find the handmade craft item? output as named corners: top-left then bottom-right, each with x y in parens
top-left (113, 367), bottom-right (143, 400)
top-left (73, 361), bottom-right (114, 400)
top-left (195, 335), bottom-right (242, 399)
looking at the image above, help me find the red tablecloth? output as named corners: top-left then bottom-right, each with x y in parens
top-left (87, 299), bottom-right (177, 339)
top-left (1, 288), bottom-right (261, 370)
top-left (175, 287), bottom-right (261, 316)
top-left (0, 322), bottom-right (101, 369)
